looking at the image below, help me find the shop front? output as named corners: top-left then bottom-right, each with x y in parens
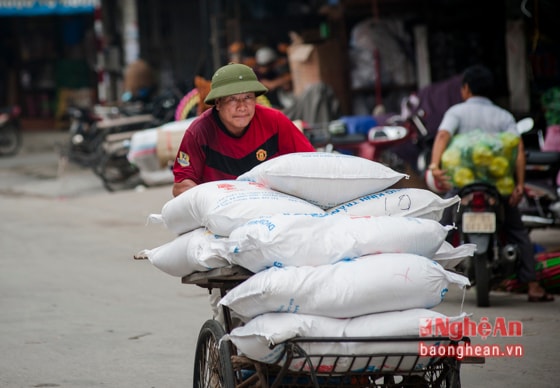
top-left (0, 0), bottom-right (100, 130)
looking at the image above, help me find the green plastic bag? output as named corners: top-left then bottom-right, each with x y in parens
top-left (441, 130), bottom-right (519, 195)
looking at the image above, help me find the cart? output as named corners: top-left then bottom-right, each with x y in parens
top-left (182, 266), bottom-right (484, 388)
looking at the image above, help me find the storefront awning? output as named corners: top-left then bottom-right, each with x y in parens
top-left (0, 0), bottom-right (99, 16)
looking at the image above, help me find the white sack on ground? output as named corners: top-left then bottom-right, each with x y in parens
top-left (127, 127), bottom-right (159, 171)
top-left (237, 152), bottom-right (408, 209)
top-left (226, 213), bottom-right (451, 272)
top-left (434, 242), bottom-right (477, 270)
top-left (224, 310), bottom-right (468, 371)
top-left (219, 253), bottom-right (470, 319)
top-left (155, 180), bottom-right (324, 236)
top-left (135, 228), bottom-right (229, 277)
top-left (327, 188), bottom-right (460, 221)
top-left (128, 118), bottom-right (195, 172)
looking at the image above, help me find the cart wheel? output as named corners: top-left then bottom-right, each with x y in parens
top-left (443, 357), bottom-right (461, 388)
top-left (193, 319), bottom-right (236, 388)
top-left (474, 252), bottom-right (490, 307)
top-left (421, 357), bottom-right (461, 388)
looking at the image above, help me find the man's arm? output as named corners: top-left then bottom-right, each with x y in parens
top-left (260, 72), bottom-right (292, 91)
top-left (509, 140), bottom-right (526, 206)
top-left (172, 179), bottom-right (197, 197)
top-left (429, 130), bottom-right (452, 190)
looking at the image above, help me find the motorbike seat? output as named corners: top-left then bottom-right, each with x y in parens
top-left (525, 150), bottom-right (560, 166)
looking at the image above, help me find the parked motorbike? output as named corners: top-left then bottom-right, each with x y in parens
top-left (519, 150), bottom-right (560, 229)
top-left (515, 117), bottom-right (560, 230)
top-left (97, 131), bottom-right (143, 192)
top-left (61, 89), bottom-right (180, 191)
top-left (303, 94), bottom-right (430, 178)
top-left (62, 103), bottom-right (155, 170)
top-left (449, 182), bottom-right (516, 307)
top-left (0, 105), bottom-right (22, 156)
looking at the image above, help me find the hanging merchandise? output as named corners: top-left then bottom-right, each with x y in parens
top-left (348, 18), bottom-right (416, 91)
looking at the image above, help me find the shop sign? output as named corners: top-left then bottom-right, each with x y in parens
top-left (0, 0), bottom-right (99, 16)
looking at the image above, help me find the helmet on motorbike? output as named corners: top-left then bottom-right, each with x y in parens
top-left (255, 46), bottom-right (278, 66)
top-left (204, 63), bottom-right (268, 105)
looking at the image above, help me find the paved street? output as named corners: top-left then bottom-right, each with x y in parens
top-left (1, 131), bottom-right (559, 387)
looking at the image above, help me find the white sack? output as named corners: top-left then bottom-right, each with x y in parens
top-left (433, 242), bottom-right (476, 270)
top-left (219, 253), bottom-right (469, 319)
top-left (127, 118), bottom-right (195, 172)
top-left (327, 188), bottom-right (460, 221)
top-left (139, 169), bottom-right (174, 186)
top-left (237, 152), bottom-right (408, 209)
top-left (224, 310), bottom-right (468, 371)
top-left (155, 180), bottom-right (324, 236)
top-left (127, 127), bottom-right (159, 171)
top-left (226, 213), bottom-right (451, 272)
top-left (135, 228), bottom-right (229, 277)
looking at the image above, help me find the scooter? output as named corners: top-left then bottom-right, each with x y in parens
top-left (513, 117), bottom-right (560, 229)
top-left (519, 150), bottom-right (560, 229)
top-left (450, 182), bottom-right (517, 307)
top-left (440, 119), bottom-right (554, 307)
top-left (0, 105), bottom-right (22, 156)
top-left (62, 104), bottom-right (156, 170)
top-left (60, 88), bottom-right (180, 191)
top-left (303, 94), bottom-right (430, 176)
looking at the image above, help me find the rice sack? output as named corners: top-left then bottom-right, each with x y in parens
top-left (219, 253), bottom-right (470, 319)
top-left (135, 228), bottom-right (230, 277)
top-left (152, 180), bottom-right (324, 236)
top-left (226, 213), bottom-right (452, 272)
top-left (237, 152), bottom-right (408, 209)
top-left (224, 310), bottom-right (469, 371)
top-left (326, 188), bottom-right (460, 222)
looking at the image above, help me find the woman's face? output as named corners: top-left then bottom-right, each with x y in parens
top-left (215, 93), bottom-right (257, 136)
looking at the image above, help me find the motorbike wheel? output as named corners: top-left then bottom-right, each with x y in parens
top-left (97, 149), bottom-right (142, 192)
top-left (474, 252), bottom-right (491, 307)
top-left (0, 122), bottom-right (22, 156)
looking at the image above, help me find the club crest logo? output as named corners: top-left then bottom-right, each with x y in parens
top-left (256, 149), bottom-right (267, 161)
top-left (177, 151), bottom-right (190, 167)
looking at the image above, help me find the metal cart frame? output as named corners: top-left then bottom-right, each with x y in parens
top-left (183, 266), bottom-right (484, 388)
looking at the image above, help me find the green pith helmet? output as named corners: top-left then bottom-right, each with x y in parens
top-left (204, 63), bottom-right (268, 105)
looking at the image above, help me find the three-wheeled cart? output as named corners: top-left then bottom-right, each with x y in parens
top-left (182, 266), bottom-right (484, 388)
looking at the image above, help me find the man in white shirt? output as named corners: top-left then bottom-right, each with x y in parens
top-left (429, 65), bottom-right (553, 303)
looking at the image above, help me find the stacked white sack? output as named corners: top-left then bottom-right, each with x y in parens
top-left (149, 180), bottom-right (324, 236)
top-left (135, 228), bottom-right (229, 277)
top-left (326, 187), bottom-right (460, 221)
top-left (224, 309), bottom-right (469, 372)
top-left (434, 241), bottom-right (477, 270)
top-left (237, 152), bottom-right (408, 209)
top-left (224, 213), bottom-right (453, 272)
top-left (219, 253), bottom-right (470, 320)
top-left (138, 216), bottom-right (474, 279)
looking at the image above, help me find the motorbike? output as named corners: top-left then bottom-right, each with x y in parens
top-left (62, 103), bottom-right (156, 169)
top-left (515, 117), bottom-right (560, 230)
top-left (303, 94), bottom-right (431, 180)
top-left (61, 88), bottom-right (181, 191)
top-left (0, 105), bottom-right (22, 156)
top-left (449, 182), bottom-right (517, 307)
top-left (442, 118), bottom-right (553, 308)
top-left (519, 150), bottom-right (560, 229)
